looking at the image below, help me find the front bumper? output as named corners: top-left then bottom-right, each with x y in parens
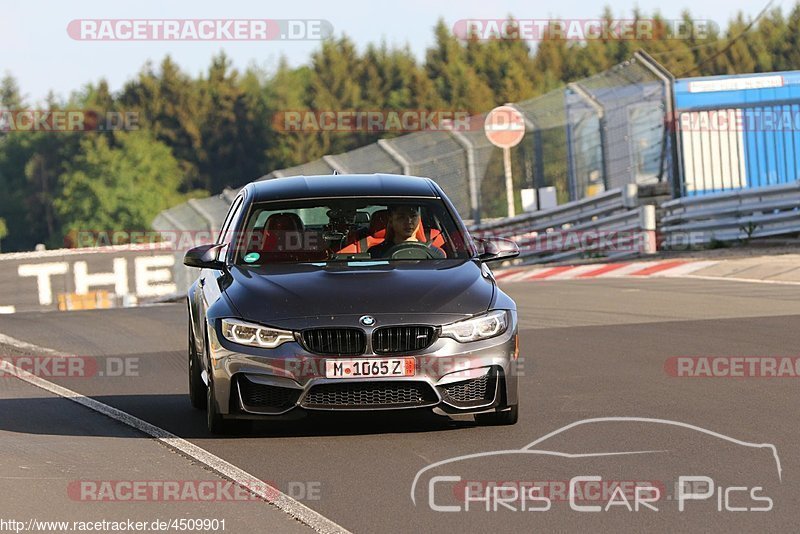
top-left (205, 312), bottom-right (520, 418)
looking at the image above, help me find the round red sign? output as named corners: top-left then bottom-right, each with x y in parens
top-left (484, 105), bottom-right (526, 148)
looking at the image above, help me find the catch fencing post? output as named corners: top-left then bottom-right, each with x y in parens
top-left (568, 82), bottom-right (609, 193)
top-left (634, 50), bottom-right (683, 198)
top-left (448, 129), bottom-right (482, 223)
top-left (322, 155), bottom-right (350, 174)
top-left (377, 139), bottom-right (411, 175)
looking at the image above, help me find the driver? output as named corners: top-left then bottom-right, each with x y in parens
top-left (368, 204), bottom-right (445, 259)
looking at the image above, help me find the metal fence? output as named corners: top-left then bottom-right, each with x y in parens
top-left (152, 189), bottom-right (236, 234)
top-left (566, 58), bottom-right (672, 198)
top-left (153, 52), bottom-right (674, 233)
top-left (471, 185), bottom-right (657, 265)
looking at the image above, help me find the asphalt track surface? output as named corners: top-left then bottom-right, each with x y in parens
top-left (1, 277), bottom-right (799, 533)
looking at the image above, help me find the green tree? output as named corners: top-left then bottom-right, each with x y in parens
top-left (425, 20), bottom-right (495, 111)
top-left (465, 20), bottom-right (538, 102)
top-left (23, 134), bottom-right (72, 246)
top-left (529, 33), bottom-right (570, 92)
top-left (0, 217), bottom-right (7, 251)
top-left (148, 58), bottom-right (205, 190)
top-left (197, 52), bottom-right (265, 192)
top-left (0, 74), bottom-right (24, 109)
top-left (753, 9), bottom-right (786, 72)
top-left (117, 58), bottom-right (206, 191)
top-left (0, 75), bottom-right (27, 249)
top-left (55, 131), bottom-right (187, 239)
top-left (263, 59), bottom-right (316, 169)
top-left (784, 5), bottom-right (800, 69)
top-left (722, 14), bottom-right (760, 74)
top-left (308, 37), bottom-right (365, 155)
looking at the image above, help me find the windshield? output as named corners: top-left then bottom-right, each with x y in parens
top-left (232, 197), bottom-right (473, 265)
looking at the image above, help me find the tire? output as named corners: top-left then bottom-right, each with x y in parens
top-left (206, 379), bottom-right (252, 435)
top-left (202, 327), bottom-right (249, 435)
top-left (188, 318), bottom-right (206, 410)
top-left (474, 405), bottom-right (518, 426)
top-left (206, 372), bottom-right (230, 434)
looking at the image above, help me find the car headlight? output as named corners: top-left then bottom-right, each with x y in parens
top-left (440, 310), bottom-right (509, 343)
top-left (220, 318), bottom-right (295, 349)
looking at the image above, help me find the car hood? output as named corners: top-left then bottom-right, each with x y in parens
top-left (224, 259), bottom-right (495, 323)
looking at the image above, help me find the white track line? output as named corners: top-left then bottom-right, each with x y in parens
top-left (0, 333), bottom-right (350, 534)
top-left (0, 306), bottom-right (15, 314)
top-left (682, 274), bottom-right (800, 286)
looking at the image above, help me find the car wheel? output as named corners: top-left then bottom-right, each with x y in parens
top-left (202, 327), bottom-right (230, 434)
top-left (188, 318), bottom-right (207, 410)
top-left (206, 372), bottom-right (230, 434)
top-left (474, 405), bottom-right (518, 426)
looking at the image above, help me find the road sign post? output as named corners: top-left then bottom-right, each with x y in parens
top-left (484, 105), bottom-right (526, 218)
top-left (502, 146), bottom-right (514, 217)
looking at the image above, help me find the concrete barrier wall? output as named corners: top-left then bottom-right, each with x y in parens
top-left (0, 245), bottom-right (186, 314)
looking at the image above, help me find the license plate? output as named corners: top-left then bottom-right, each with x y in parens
top-left (325, 358), bottom-right (415, 378)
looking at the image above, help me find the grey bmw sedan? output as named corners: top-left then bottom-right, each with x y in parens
top-left (184, 173), bottom-right (520, 433)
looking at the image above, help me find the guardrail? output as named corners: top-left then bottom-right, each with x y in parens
top-left (470, 185), bottom-right (657, 265)
top-left (660, 181), bottom-right (800, 248)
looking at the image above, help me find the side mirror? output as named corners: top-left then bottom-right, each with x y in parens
top-left (183, 243), bottom-right (226, 270)
top-left (475, 237), bottom-right (520, 263)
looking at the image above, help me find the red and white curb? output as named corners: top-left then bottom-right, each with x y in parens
top-left (494, 260), bottom-right (719, 282)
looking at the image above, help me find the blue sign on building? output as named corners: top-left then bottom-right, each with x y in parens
top-left (675, 71), bottom-right (800, 195)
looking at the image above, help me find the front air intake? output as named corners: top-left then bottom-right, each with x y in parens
top-left (300, 328), bottom-right (366, 355)
top-left (372, 326), bottom-right (436, 354)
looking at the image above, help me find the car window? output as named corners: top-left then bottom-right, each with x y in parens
top-left (217, 196), bottom-right (244, 245)
top-left (217, 196), bottom-right (245, 261)
top-left (233, 197), bottom-right (471, 265)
